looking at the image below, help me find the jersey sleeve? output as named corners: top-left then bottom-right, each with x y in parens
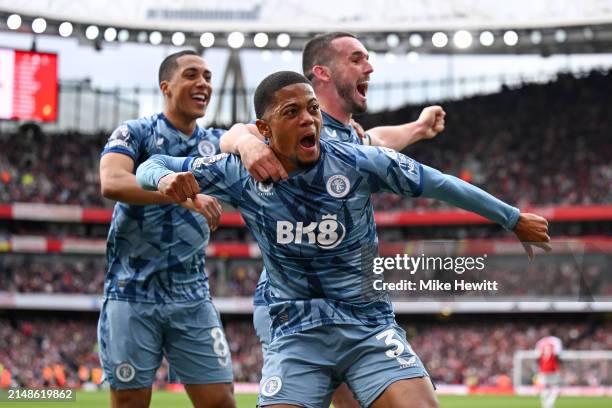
top-left (356, 145), bottom-right (424, 197)
top-left (136, 153), bottom-right (246, 206)
top-left (101, 122), bottom-right (142, 161)
top-left (357, 145), bottom-right (519, 230)
top-left (188, 153), bottom-right (245, 206)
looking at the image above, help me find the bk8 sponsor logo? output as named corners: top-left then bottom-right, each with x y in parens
top-left (276, 214), bottom-right (346, 249)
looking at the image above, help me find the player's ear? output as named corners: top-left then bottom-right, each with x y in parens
top-left (160, 81), bottom-right (170, 98)
top-left (255, 119), bottom-right (272, 139)
top-left (312, 65), bottom-right (331, 82)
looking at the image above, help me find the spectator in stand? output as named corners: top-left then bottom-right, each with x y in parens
top-left (0, 70), bottom-right (610, 210)
top-left (1, 317), bottom-right (610, 389)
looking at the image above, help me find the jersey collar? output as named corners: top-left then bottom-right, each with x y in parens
top-left (159, 112), bottom-right (201, 139)
top-left (321, 110), bottom-right (352, 131)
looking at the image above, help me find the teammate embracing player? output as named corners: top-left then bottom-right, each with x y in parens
top-left (220, 32), bottom-right (446, 407)
top-left (136, 70), bottom-right (551, 407)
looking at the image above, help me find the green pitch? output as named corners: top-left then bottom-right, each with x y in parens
top-left (0, 391), bottom-right (609, 407)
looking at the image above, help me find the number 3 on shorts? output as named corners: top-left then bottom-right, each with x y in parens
top-left (210, 327), bottom-right (230, 367)
top-left (375, 328), bottom-right (414, 359)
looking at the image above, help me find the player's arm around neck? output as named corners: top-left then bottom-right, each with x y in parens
top-left (100, 153), bottom-right (176, 205)
top-left (220, 122), bottom-right (287, 182)
top-left (366, 105), bottom-right (446, 150)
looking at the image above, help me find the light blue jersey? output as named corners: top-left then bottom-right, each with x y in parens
top-left (137, 139), bottom-right (519, 340)
top-left (101, 113), bottom-right (224, 303)
top-left (253, 111), bottom-right (363, 307)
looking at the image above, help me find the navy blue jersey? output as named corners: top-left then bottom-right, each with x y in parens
top-left (101, 113), bottom-right (224, 303)
top-left (137, 140), bottom-right (519, 337)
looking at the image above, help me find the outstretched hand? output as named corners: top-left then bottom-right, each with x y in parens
top-left (513, 213), bottom-right (552, 260)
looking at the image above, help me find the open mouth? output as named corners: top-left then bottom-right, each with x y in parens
top-left (299, 133), bottom-right (316, 149)
top-left (191, 94), bottom-right (208, 104)
top-left (356, 82), bottom-right (368, 98)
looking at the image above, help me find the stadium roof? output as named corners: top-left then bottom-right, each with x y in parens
top-left (2, 0), bottom-right (612, 32)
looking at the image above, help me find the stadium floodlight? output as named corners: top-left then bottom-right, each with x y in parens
top-left (386, 33), bottom-right (400, 48)
top-left (385, 52), bottom-right (396, 63)
top-left (117, 29), bottom-right (129, 42)
top-left (32, 18), bottom-right (47, 34)
top-left (281, 50), bottom-right (293, 62)
top-left (503, 30), bottom-right (519, 46)
top-left (137, 31), bottom-right (148, 43)
top-left (554, 29), bottom-right (567, 43)
top-left (149, 31), bottom-right (163, 45)
top-left (276, 33), bottom-right (291, 48)
top-left (254, 32), bottom-right (269, 48)
top-left (228, 32), bottom-right (245, 49)
top-left (104, 27), bottom-right (117, 42)
top-left (7, 14), bottom-right (22, 30)
top-left (480, 31), bottom-right (494, 46)
top-left (406, 51), bottom-right (419, 63)
top-left (530, 30), bottom-right (542, 44)
top-left (583, 27), bottom-right (594, 40)
top-left (432, 32), bottom-right (448, 48)
top-left (261, 50), bottom-right (272, 61)
top-left (408, 33), bottom-right (423, 47)
top-left (58, 22), bottom-right (73, 37)
top-left (200, 32), bottom-right (215, 48)
top-left (172, 32), bottom-right (185, 46)
top-left (85, 25), bottom-right (99, 40)
top-left (453, 30), bottom-right (473, 49)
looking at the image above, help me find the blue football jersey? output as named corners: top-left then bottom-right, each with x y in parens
top-left (137, 140), bottom-right (519, 339)
top-left (253, 111), bottom-right (363, 306)
top-left (139, 140), bottom-right (409, 336)
top-left (101, 113), bottom-right (224, 303)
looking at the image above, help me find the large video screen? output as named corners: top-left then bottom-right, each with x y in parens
top-left (0, 49), bottom-right (58, 122)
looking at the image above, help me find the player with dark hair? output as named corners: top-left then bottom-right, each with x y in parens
top-left (221, 32), bottom-right (446, 407)
top-left (98, 50), bottom-right (236, 408)
top-left (136, 71), bottom-right (551, 408)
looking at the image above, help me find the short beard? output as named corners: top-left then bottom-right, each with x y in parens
top-left (334, 78), bottom-right (367, 115)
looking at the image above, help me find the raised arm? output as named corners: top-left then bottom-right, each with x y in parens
top-left (366, 106), bottom-right (445, 150)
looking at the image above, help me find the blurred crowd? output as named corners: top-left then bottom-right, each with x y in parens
top-left (0, 70), bottom-right (610, 210)
top-left (0, 256), bottom-right (105, 294)
top-left (0, 255), bottom-right (263, 297)
top-left (0, 316), bottom-right (609, 388)
top-left (2, 255), bottom-right (610, 298)
top-left (362, 70), bottom-right (612, 210)
top-left (0, 131), bottom-right (107, 207)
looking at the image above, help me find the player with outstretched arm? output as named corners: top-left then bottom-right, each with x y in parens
top-left (136, 71), bottom-right (550, 408)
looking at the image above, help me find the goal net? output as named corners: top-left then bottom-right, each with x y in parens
top-left (513, 350), bottom-right (612, 396)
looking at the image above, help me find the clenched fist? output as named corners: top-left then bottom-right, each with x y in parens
top-left (513, 213), bottom-right (552, 260)
top-left (417, 106), bottom-right (446, 140)
top-left (158, 172), bottom-right (200, 204)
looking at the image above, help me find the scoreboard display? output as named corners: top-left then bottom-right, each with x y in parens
top-left (0, 49), bottom-right (58, 122)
